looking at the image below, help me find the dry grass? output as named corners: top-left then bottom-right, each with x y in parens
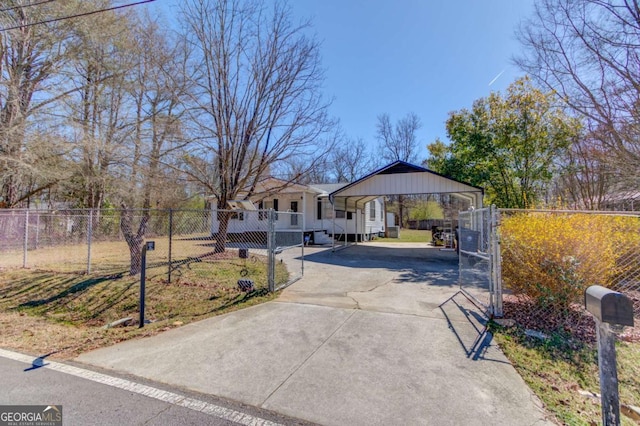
top-left (0, 248), bottom-right (290, 359)
top-left (491, 322), bottom-right (640, 425)
top-left (2, 234), bottom-right (221, 273)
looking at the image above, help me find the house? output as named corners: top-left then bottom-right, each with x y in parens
top-left (210, 160), bottom-right (484, 247)
top-left (210, 177), bottom-right (386, 245)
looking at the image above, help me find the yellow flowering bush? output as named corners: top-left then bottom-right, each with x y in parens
top-left (501, 212), bottom-right (640, 312)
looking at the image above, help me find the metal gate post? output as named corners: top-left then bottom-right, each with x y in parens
top-left (300, 215), bottom-right (305, 276)
top-left (168, 209), bottom-right (173, 283)
top-left (490, 205), bottom-right (503, 317)
top-left (267, 209), bottom-right (275, 292)
top-left (23, 209), bottom-right (29, 268)
top-left (87, 209), bottom-right (93, 274)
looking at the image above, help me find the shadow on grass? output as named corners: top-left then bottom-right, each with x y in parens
top-left (18, 275), bottom-right (118, 308)
top-left (197, 288), bottom-right (272, 317)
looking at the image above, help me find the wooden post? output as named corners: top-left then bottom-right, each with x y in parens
top-left (585, 285), bottom-right (634, 426)
top-left (596, 321), bottom-right (621, 426)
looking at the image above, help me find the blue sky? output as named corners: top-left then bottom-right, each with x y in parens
top-left (149, 0), bottom-right (533, 161)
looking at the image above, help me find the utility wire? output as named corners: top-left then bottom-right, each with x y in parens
top-left (0, 0), bottom-right (157, 32)
top-left (0, 0), bottom-right (56, 13)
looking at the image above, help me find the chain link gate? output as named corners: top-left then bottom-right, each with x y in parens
top-left (458, 205), bottom-right (502, 317)
top-left (266, 210), bottom-right (304, 292)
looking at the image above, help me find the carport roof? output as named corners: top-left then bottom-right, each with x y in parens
top-left (329, 161), bottom-right (484, 211)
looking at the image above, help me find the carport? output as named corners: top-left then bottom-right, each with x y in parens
top-left (328, 161), bottom-right (484, 248)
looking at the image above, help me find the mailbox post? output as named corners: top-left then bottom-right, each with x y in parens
top-left (139, 241), bottom-right (155, 328)
top-left (584, 285), bottom-right (634, 426)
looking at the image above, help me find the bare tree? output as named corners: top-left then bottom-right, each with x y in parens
top-left (516, 0), bottom-right (640, 187)
top-left (64, 8), bottom-right (136, 210)
top-left (281, 156), bottom-right (330, 184)
top-left (376, 112), bottom-right (422, 226)
top-left (0, 1), bottom-right (83, 207)
top-left (115, 15), bottom-right (193, 274)
top-left (330, 137), bottom-right (375, 182)
top-left (180, 0), bottom-right (334, 252)
top-left (556, 128), bottom-right (615, 210)
top-left (376, 112), bottom-right (422, 164)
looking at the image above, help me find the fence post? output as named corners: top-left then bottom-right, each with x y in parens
top-left (492, 206), bottom-right (503, 317)
top-left (35, 212), bottom-right (40, 250)
top-left (168, 208), bottom-right (173, 283)
top-left (87, 209), bottom-right (93, 274)
top-left (458, 211), bottom-right (465, 290)
top-left (139, 243), bottom-right (149, 328)
top-left (332, 205), bottom-right (336, 252)
top-left (267, 209), bottom-right (275, 292)
top-left (23, 209), bottom-right (29, 268)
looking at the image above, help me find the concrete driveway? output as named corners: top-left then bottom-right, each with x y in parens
top-left (77, 243), bottom-right (552, 426)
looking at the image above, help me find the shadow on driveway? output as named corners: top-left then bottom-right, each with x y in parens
top-left (300, 243), bottom-right (460, 287)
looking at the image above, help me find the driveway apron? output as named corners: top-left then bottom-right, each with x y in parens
top-left (77, 243), bottom-right (553, 426)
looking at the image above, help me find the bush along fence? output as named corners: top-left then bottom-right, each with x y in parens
top-left (0, 208), bottom-right (304, 292)
top-left (498, 209), bottom-right (640, 341)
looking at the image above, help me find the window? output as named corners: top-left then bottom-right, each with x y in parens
top-left (336, 210), bottom-right (353, 220)
top-left (231, 212), bottom-right (244, 220)
top-left (259, 200), bottom-right (278, 220)
top-left (369, 201), bottom-right (376, 220)
top-left (260, 199), bottom-right (278, 220)
top-left (317, 200), bottom-right (323, 220)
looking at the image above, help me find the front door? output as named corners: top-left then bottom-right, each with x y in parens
top-left (290, 201), bottom-right (298, 226)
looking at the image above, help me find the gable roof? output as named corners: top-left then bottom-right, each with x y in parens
top-left (329, 160), bottom-right (483, 211)
top-left (308, 182), bottom-right (349, 195)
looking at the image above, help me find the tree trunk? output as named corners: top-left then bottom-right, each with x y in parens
top-left (120, 205), bottom-right (150, 275)
top-left (214, 209), bottom-right (231, 253)
top-left (127, 235), bottom-right (144, 275)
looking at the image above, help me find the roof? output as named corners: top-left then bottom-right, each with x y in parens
top-left (308, 182), bottom-right (349, 195)
top-left (329, 160), bottom-right (484, 211)
top-left (246, 177), bottom-right (323, 197)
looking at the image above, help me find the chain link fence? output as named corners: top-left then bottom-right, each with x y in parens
top-left (0, 208), bottom-right (303, 293)
top-left (458, 206), bottom-right (502, 317)
top-left (498, 209), bottom-right (640, 342)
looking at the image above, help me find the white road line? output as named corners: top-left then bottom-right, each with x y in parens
top-left (0, 348), bottom-right (282, 426)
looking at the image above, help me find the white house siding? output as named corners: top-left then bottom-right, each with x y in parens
top-left (210, 193), bottom-right (313, 234)
top-left (364, 199), bottom-right (385, 235)
top-left (307, 197), bottom-right (335, 233)
top-left (318, 198), bottom-right (385, 238)
top-left (210, 195), bottom-right (382, 240)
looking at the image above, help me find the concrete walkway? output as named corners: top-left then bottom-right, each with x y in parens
top-left (77, 243), bottom-right (553, 426)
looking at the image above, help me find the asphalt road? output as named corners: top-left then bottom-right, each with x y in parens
top-left (0, 352), bottom-right (315, 426)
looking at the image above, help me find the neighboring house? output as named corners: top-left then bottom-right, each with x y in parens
top-left (210, 177), bottom-right (386, 245)
top-left (602, 190), bottom-right (640, 211)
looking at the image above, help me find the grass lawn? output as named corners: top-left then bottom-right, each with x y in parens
top-left (376, 229), bottom-right (432, 243)
top-left (491, 323), bottom-right (640, 425)
top-left (0, 249), bottom-right (290, 359)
